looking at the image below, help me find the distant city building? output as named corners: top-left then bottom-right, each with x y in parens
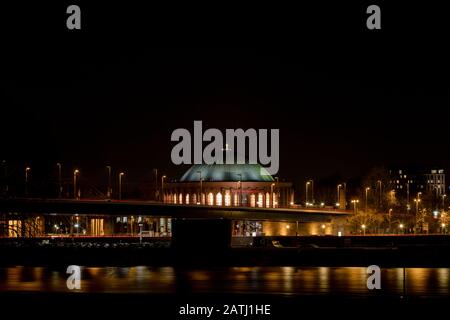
top-left (389, 167), bottom-right (446, 207)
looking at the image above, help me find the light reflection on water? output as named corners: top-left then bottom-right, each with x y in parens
top-left (0, 266), bottom-right (449, 297)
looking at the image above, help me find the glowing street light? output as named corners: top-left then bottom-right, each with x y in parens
top-left (365, 187), bottom-right (370, 212)
top-left (119, 172), bottom-right (125, 200)
top-left (351, 199), bottom-right (359, 214)
top-left (305, 180), bottom-right (314, 205)
top-left (25, 167), bottom-right (31, 196)
top-left (161, 175), bottom-right (166, 202)
top-left (361, 224), bottom-right (366, 236)
top-left (237, 173), bottom-right (243, 206)
top-left (271, 183), bottom-right (275, 208)
top-left (337, 184), bottom-right (342, 206)
top-left (106, 165), bottom-right (112, 199)
top-left (414, 198), bottom-right (421, 215)
top-left (73, 169), bottom-right (79, 199)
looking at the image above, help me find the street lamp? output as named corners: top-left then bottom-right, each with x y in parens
top-left (271, 183), bottom-right (275, 208)
top-left (365, 187), bottom-right (370, 213)
top-left (237, 173), bottom-right (242, 206)
top-left (306, 181), bottom-right (310, 206)
top-left (73, 169), bottom-right (79, 199)
top-left (399, 223), bottom-right (404, 234)
top-left (361, 224), bottom-right (366, 236)
top-left (351, 199), bottom-right (359, 214)
top-left (106, 165), bottom-right (112, 199)
top-left (414, 198), bottom-right (421, 216)
top-left (337, 184), bottom-right (342, 207)
top-left (376, 180), bottom-right (383, 210)
top-left (57, 163), bottom-right (62, 198)
top-left (25, 167), bottom-right (31, 196)
top-left (161, 175), bottom-right (166, 203)
top-left (197, 171), bottom-right (203, 205)
top-left (442, 194), bottom-right (447, 211)
top-left (119, 172), bottom-right (125, 200)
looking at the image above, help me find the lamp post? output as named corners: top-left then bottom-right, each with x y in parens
top-left (197, 171), bottom-right (202, 205)
top-left (442, 194), bottom-right (447, 211)
top-left (361, 224), bottom-right (366, 236)
top-left (119, 172), bottom-right (125, 200)
top-left (57, 163), bottom-right (62, 198)
top-left (377, 180), bottom-right (382, 210)
top-left (153, 168), bottom-right (158, 201)
top-left (106, 166), bottom-right (112, 199)
top-left (337, 184), bottom-right (342, 207)
top-left (306, 181), bottom-right (310, 206)
top-left (25, 167), bottom-right (31, 196)
top-left (161, 175), bottom-right (166, 203)
top-left (271, 183), bottom-right (275, 208)
top-left (237, 173), bottom-right (242, 206)
top-left (351, 199), bottom-right (359, 214)
top-left (406, 182), bottom-right (410, 214)
top-left (399, 223), bottom-right (404, 235)
top-left (73, 169), bottom-right (79, 199)
top-left (365, 187), bottom-right (370, 212)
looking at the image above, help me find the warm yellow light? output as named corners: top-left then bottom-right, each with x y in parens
top-left (286, 225), bottom-right (290, 229)
top-left (361, 224), bottom-right (366, 229)
top-left (442, 223), bottom-right (446, 228)
top-left (321, 224), bottom-right (326, 229)
top-left (399, 224), bottom-right (404, 229)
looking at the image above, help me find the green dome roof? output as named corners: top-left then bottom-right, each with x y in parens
top-left (180, 164), bottom-right (274, 182)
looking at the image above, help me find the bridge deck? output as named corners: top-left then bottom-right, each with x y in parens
top-left (0, 199), bottom-right (350, 222)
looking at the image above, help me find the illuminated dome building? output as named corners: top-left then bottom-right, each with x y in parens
top-left (163, 164), bottom-right (294, 208)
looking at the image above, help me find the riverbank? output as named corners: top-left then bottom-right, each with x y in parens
top-left (2, 235), bottom-right (450, 267)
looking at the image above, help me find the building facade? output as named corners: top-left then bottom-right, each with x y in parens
top-left (163, 164), bottom-right (294, 208)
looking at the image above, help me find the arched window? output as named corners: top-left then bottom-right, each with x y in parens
top-left (257, 193), bottom-right (263, 208)
top-left (185, 193), bottom-right (190, 204)
top-left (201, 193), bottom-right (206, 205)
top-left (192, 193), bottom-right (197, 204)
top-left (265, 192), bottom-right (271, 208)
top-left (207, 193), bottom-right (214, 206)
top-left (216, 192), bottom-right (223, 206)
top-left (234, 193), bottom-right (239, 206)
top-left (250, 194), bottom-right (256, 207)
top-left (224, 190), bottom-right (231, 206)
top-left (179, 193), bottom-right (183, 204)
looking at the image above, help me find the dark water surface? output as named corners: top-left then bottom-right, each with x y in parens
top-left (1, 266), bottom-right (449, 297)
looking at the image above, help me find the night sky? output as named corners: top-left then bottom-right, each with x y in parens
top-left (3, 2), bottom-right (449, 190)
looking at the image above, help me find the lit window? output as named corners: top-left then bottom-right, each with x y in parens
top-left (207, 193), bottom-right (214, 206)
top-left (257, 193), bottom-right (263, 208)
top-left (185, 194), bottom-right (190, 204)
top-left (224, 191), bottom-right (231, 206)
top-left (179, 193), bottom-right (183, 204)
top-left (192, 193), bottom-right (197, 204)
top-left (234, 193), bottom-right (239, 206)
top-left (216, 192), bottom-right (223, 206)
top-left (250, 194), bottom-right (256, 207)
top-left (265, 192), bottom-right (271, 207)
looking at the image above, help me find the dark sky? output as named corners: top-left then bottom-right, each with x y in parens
top-left (3, 2), bottom-right (450, 188)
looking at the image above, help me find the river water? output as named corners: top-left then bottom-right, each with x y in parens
top-left (0, 266), bottom-right (449, 297)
